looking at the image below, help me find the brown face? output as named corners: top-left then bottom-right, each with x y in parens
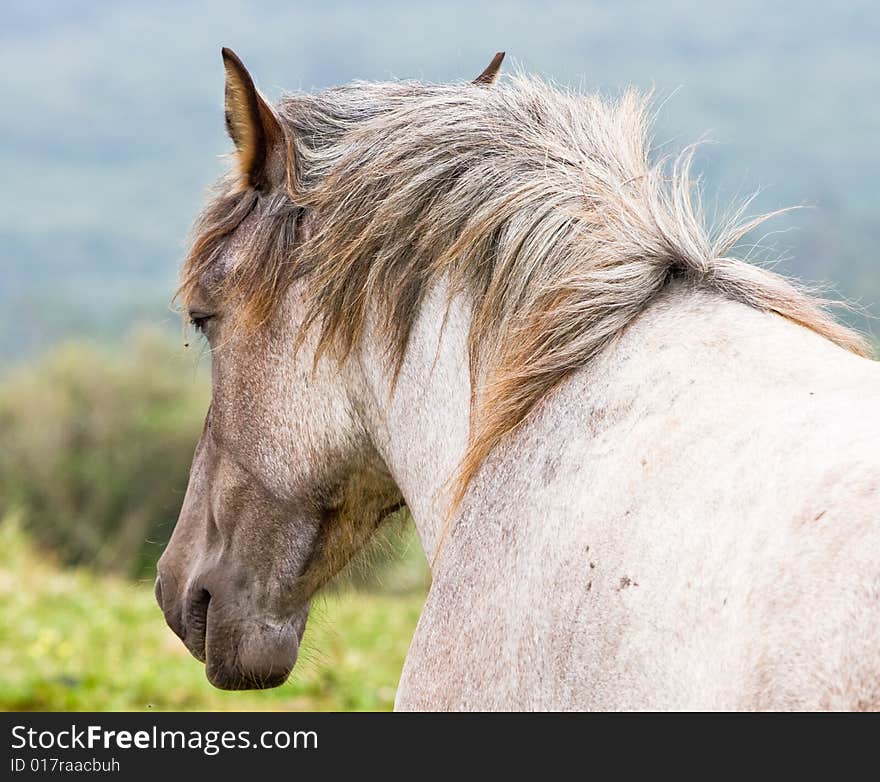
top-left (156, 216), bottom-right (406, 688)
top-left (155, 49), bottom-right (401, 689)
top-left (155, 280), bottom-right (349, 688)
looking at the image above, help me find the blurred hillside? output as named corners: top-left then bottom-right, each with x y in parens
top-left (1, 0), bottom-right (878, 359)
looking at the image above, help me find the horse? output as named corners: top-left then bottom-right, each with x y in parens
top-left (155, 48), bottom-right (880, 710)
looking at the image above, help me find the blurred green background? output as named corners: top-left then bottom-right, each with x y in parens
top-left (0, 1), bottom-right (877, 710)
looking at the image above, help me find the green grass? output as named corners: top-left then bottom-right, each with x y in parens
top-left (0, 517), bottom-right (427, 711)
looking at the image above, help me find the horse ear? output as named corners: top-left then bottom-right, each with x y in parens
top-left (473, 52), bottom-right (505, 85)
top-left (221, 47), bottom-right (288, 191)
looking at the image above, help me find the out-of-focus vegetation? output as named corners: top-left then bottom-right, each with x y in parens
top-left (0, 515), bottom-right (426, 711)
top-left (0, 330), bottom-right (208, 577)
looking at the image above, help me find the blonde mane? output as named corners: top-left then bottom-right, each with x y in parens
top-left (181, 74), bottom-right (869, 507)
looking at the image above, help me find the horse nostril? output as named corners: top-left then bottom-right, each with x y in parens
top-left (185, 588), bottom-right (212, 662)
top-left (154, 576), bottom-right (164, 611)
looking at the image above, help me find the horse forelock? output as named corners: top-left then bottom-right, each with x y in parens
top-left (179, 72), bottom-right (870, 507)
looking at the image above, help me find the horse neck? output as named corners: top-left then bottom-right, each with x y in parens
top-left (353, 281), bottom-right (472, 562)
top-left (352, 278), bottom-right (871, 569)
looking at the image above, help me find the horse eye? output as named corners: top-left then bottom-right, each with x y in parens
top-left (189, 312), bottom-right (214, 332)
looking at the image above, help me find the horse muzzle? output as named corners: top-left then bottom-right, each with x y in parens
top-left (154, 569), bottom-right (308, 690)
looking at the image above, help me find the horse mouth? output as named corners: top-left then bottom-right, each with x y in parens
top-left (204, 608), bottom-right (307, 690)
top-left (211, 604), bottom-right (307, 690)
top-left (157, 576), bottom-right (307, 690)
